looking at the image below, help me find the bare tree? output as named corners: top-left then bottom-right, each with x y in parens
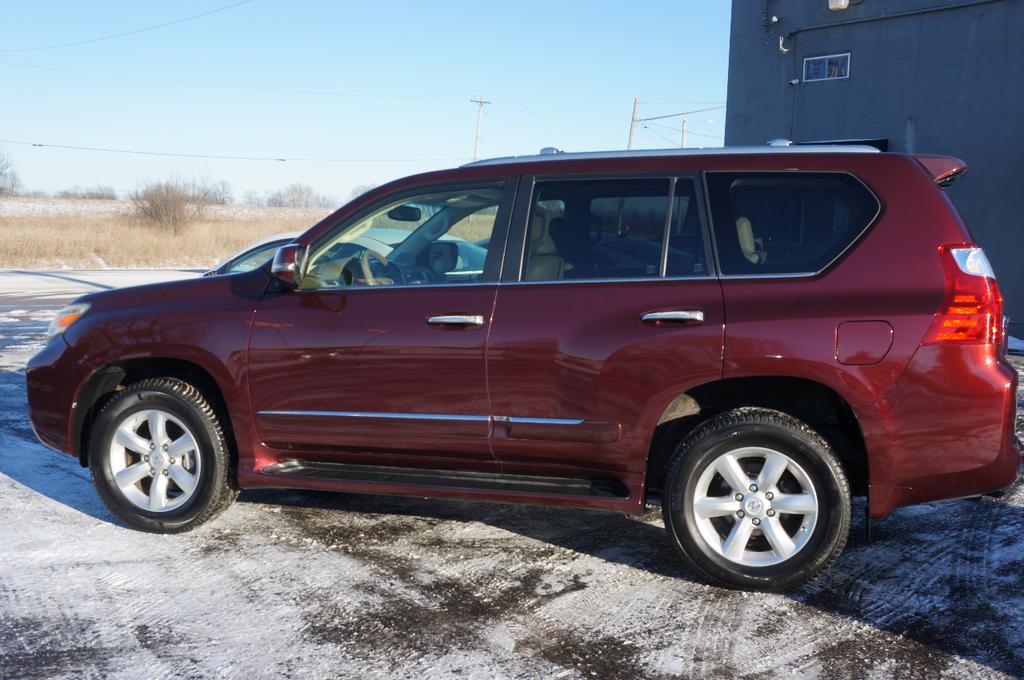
top-left (349, 183), bottom-right (378, 200)
top-left (265, 183), bottom-right (334, 209)
top-left (56, 185), bottom-right (117, 200)
top-left (0, 148), bottom-right (22, 197)
top-left (265, 183), bottom-right (314, 208)
top-left (131, 179), bottom-right (207, 233)
top-left (190, 178), bottom-right (232, 205)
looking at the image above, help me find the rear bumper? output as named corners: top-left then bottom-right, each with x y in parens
top-left (865, 344), bottom-right (1021, 518)
top-left (26, 337), bottom-right (78, 456)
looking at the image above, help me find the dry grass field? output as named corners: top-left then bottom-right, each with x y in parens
top-left (0, 198), bottom-right (332, 269)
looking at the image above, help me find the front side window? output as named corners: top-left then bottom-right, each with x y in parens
top-left (301, 184), bottom-right (503, 289)
top-left (521, 177), bottom-right (708, 281)
top-left (706, 172), bottom-right (879, 276)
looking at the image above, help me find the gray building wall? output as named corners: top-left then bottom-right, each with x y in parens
top-left (725, 0), bottom-right (1024, 323)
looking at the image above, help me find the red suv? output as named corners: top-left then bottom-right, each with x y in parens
top-left (27, 146), bottom-right (1022, 590)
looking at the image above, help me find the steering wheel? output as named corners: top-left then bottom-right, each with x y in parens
top-left (360, 249), bottom-right (390, 286)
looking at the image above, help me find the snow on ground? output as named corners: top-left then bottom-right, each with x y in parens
top-left (0, 270), bottom-right (200, 300)
top-left (1010, 336), bottom-right (1024, 355)
top-left (1, 299), bottom-right (1023, 679)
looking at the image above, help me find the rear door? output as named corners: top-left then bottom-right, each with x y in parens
top-left (485, 174), bottom-right (725, 485)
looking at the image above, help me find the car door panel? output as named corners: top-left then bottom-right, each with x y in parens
top-left (487, 279), bottom-right (724, 476)
top-left (249, 285), bottom-right (497, 462)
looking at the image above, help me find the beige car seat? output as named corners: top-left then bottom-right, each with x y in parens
top-left (736, 216), bottom-right (767, 265)
top-left (525, 211), bottom-right (565, 280)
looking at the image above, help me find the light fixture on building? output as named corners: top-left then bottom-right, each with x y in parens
top-left (829, 0), bottom-right (863, 10)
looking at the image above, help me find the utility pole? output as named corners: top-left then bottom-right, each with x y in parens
top-left (470, 96), bottom-right (491, 160)
top-left (627, 97), bottom-right (640, 149)
top-left (630, 104), bottom-right (725, 148)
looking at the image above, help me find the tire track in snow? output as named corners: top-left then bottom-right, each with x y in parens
top-left (2, 298), bottom-right (1024, 679)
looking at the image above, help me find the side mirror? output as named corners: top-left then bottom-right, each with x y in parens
top-left (270, 244), bottom-right (301, 288)
top-left (425, 240), bottom-right (459, 273)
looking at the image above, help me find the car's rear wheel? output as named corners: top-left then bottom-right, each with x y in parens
top-left (89, 378), bottom-right (237, 533)
top-left (663, 407), bottom-right (851, 591)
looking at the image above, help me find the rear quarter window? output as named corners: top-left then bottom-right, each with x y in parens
top-left (706, 172), bottom-right (879, 276)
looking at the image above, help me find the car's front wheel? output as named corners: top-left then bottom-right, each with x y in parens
top-left (89, 378), bottom-right (237, 533)
top-left (663, 407), bottom-right (851, 591)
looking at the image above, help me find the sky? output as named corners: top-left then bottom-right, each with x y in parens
top-left (0, 1), bottom-right (732, 202)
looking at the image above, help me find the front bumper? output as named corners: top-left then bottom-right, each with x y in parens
top-left (26, 337), bottom-right (78, 455)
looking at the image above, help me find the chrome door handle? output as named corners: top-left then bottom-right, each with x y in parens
top-left (641, 310), bottom-right (704, 324)
top-left (427, 314), bottom-right (485, 327)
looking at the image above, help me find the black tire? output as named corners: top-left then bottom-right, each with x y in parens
top-left (662, 407), bottom-right (851, 591)
top-left (88, 378), bottom-right (238, 533)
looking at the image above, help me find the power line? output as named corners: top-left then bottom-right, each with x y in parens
top-left (648, 121), bottom-right (724, 140)
top-left (0, 0), bottom-right (258, 52)
top-left (636, 105), bottom-right (725, 123)
top-left (684, 129), bottom-right (725, 140)
top-left (637, 100), bottom-right (726, 106)
top-left (0, 138), bottom-right (465, 164)
top-left (641, 125), bottom-right (678, 146)
top-left (629, 99), bottom-right (727, 148)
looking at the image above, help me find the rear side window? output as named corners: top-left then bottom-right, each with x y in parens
top-left (521, 177), bottom-right (709, 281)
top-left (706, 172), bottom-right (879, 276)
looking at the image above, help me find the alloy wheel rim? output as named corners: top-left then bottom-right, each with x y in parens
top-left (691, 446), bottom-right (818, 567)
top-left (107, 409), bottom-right (201, 513)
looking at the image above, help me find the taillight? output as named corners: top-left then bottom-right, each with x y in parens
top-left (924, 244), bottom-right (1003, 345)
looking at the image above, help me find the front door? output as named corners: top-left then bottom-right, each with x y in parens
top-left (248, 180), bottom-right (513, 468)
top-left (486, 175), bottom-right (725, 484)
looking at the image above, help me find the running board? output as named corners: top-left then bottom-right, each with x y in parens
top-left (259, 460), bottom-right (630, 499)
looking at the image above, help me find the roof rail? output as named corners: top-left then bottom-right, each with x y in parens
top-left (463, 144), bottom-right (881, 167)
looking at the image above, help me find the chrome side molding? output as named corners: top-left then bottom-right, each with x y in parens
top-left (258, 411), bottom-right (585, 426)
top-left (256, 410), bottom-right (619, 443)
top-left (257, 410), bottom-right (490, 422)
top-left (506, 416), bottom-right (585, 426)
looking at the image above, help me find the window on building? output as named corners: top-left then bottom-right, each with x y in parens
top-left (706, 172), bottom-right (879, 276)
top-left (803, 53), bottom-right (851, 82)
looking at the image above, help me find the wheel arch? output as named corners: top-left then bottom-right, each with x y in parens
top-left (644, 375), bottom-right (868, 501)
top-left (73, 357), bottom-right (236, 472)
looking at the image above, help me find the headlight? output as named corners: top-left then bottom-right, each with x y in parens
top-left (46, 302), bottom-right (91, 340)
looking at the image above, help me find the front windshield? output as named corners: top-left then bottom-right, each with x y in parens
top-left (302, 185), bottom-right (502, 289)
